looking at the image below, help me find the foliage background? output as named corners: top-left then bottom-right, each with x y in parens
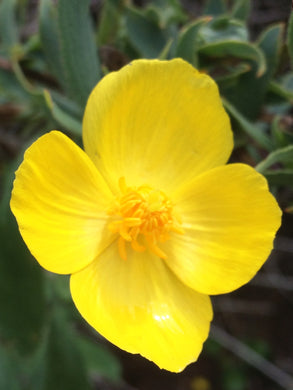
top-left (0, 0), bottom-right (293, 389)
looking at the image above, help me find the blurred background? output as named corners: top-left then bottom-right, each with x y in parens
top-left (0, 0), bottom-right (293, 389)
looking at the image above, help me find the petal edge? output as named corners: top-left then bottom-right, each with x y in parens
top-left (11, 131), bottom-right (114, 274)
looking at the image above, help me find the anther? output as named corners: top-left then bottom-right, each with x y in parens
top-left (108, 178), bottom-right (184, 260)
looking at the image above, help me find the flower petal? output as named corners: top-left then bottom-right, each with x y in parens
top-left (70, 243), bottom-right (213, 372)
top-left (164, 164), bottom-right (282, 295)
top-left (83, 58), bottom-right (233, 194)
top-left (10, 131), bottom-right (114, 274)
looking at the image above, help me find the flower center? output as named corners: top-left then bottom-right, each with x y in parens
top-left (108, 177), bottom-right (184, 260)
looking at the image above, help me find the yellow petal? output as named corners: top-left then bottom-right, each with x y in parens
top-left (70, 243), bottom-right (213, 372)
top-left (163, 164), bottom-right (282, 295)
top-left (10, 131), bottom-right (114, 274)
top-left (83, 58), bottom-right (233, 194)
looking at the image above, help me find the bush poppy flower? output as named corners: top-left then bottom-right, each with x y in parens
top-left (10, 59), bottom-right (281, 372)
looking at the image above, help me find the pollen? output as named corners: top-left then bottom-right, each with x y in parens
top-left (108, 177), bottom-right (184, 260)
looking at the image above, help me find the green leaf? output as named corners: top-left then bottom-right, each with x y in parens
top-left (222, 97), bottom-right (273, 150)
top-left (0, 344), bottom-right (21, 390)
top-left (256, 145), bottom-right (293, 173)
top-left (269, 80), bottom-right (293, 103)
top-left (78, 336), bottom-right (122, 383)
top-left (0, 335), bottom-right (48, 390)
top-left (97, 0), bottom-right (122, 45)
top-left (287, 11), bottom-right (293, 69)
top-left (0, 67), bottom-right (31, 106)
top-left (125, 6), bottom-right (167, 58)
top-left (57, 0), bottom-right (101, 107)
top-left (231, 0), bottom-right (251, 21)
top-left (45, 312), bottom-right (91, 390)
top-left (263, 170), bottom-right (293, 187)
top-left (198, 18), bottom-right (278, 120)
top-left (39, 0), bottom-right (65, 88)
top-left (280, 72), bottom-right (293, 91)
top-left (209, 24), bottom-right (283, 120)
top-left (0, 160), bottom-right (46, 355)
top-left (271, 115), bottom-right (293, 148)
top-left (222, 23), bottom-right (284, 120)
top-left (257, 23), bottom-right (283, 76)
top-left (44, 90), bottom-right (82, 136)
top-left (145, 0), bottom-right (187, 28)
top-left (158, 38), bottom-right (174, 60)
top-left (0, 0), bottom-right (18, 53)
top-left (51, 91), bottom-right (83, 120)
top-left (198, 41), bottom-right (266, 77)
top-left (175, 18), bottom-right (210, 66)
top-left (203, 0), bottom-right (227, 16)
top-left (215, 63), bottom-right (251, 86)
top-left (199, 17), bottom-right (248, 44)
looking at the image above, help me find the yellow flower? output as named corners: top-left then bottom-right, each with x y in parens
top-left (10, 59), bottom-right (281, 372)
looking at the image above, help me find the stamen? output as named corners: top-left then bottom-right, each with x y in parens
top-left (120, 225), bottom-right (132, 241)
top-left (131, 240), bottom-right (145, 252)
top-left (108, 178), bottom-right (184, 260)
top-left (118, 236), bottom-right (127, 260)
top-left (124, 217), bottom-right (142, 227)
top-left (148, 241), bottom-right (168, 260)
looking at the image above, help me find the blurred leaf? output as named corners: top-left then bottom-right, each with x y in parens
top-left (256, 145), bottom-right (293, 173)
top-left (97, 0), bottom-right (122, 45)
top-left (271, 115), bottom-right (293, 148)
top-left (257, 23), bottom-right (283, 76)
top-left (247, 339), bottom-right (271, 359)
top-left (125, 6), bottom-right (167, 58)
top-left (78, 336), bottom-right (122, 383)
top-left (222, 97), bottom-right (273, 150)
top-left (198, 41), bottom-right (266, 77)
top-left (203, 0), bottom-right (227, 16)
top-left (0, 160), bottom-right (46, 355)
top-left (214, 24), bottom-right (282, 120)
top-left (21, 33), bottom-right (44, 66)
top-left (260, 73), bottom-right (293, 115)
top-left (45, 312), bottom-right (91, 390)
top-left (0, 0), bottom-right (18, 53)
top-left (251, 23), bottom-right (284, 105)
top-left (255, 134), bottom-right (293, 188)
top-left (44, 90), bottom-right (82, 136)
top-left (282, 72), bottom-right (293, 90)
top-left (224, 23), bottom-right (284, 119)
top-left (19, 328), bottom-right (49, 390)
top-left (231, 0), bottom-right (251, 21)
top-left (199, 17), bottom-right (248, 44)
top-left (269, 80), bottom-right (293, 103)
top-left (57, 0), bottom-right (101, 107)
top-left (175, 18), bottom-right (210, 66)
top-left (158, 38), bottom-right (173, 59)
top-left (145, 0), bottom-right (187, 28)
top-left (0, 344), bottom-right (21, 390)
top-left (215, 63), bottom-right (251, 86)
top-left (0, 67), bottom-right (31, 106)
top-left (223, 366), bottom-right (247, 390)
top-left (47, 274), bottom-right (71, 303)
top-left (287, 11), bottom-right (293, 69)
top-left (204, 338), bottom-right (222, 356)
top-left (39, 0), bottom-right (66, 89)
top-left (51, 91), bottom-right (83, 120)
top-left (263, 170), bottom-right (293, 187)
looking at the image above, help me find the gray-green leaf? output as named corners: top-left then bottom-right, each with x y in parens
top-left (57, 0), bottom-right (101, 107)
